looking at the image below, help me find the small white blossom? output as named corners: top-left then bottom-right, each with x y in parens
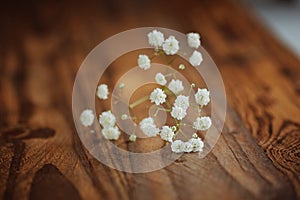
top-left (138, 54), bottom-right (151, 70)
top-left (80, 109), bottom-right (94, 127)
top-left (195, 88), bottom-right (210, 106)
top-left (129, 134), bottom-right (137, 142)
top-left (150, 88), bottom-right (166, 105)
top-left (174, 95), bottom-right (189, 110)
top-left (160, 126), bottom-right (174, 142)
top-left (121, 114), bottom-right (128, 120)
top-left (155, 73), bottom-right (167, 86)
top-left (147, 30), bottom-right (164, 48)
top-left (171, 140), bottom-right (184, 153)
top-left (189, 50), bottom-right (203, 67)
top-left (183, 142), bottom-right (193, 153)
top-left (192, 133), bottom-right (198, 138)
top-left (119, 83), bottom-right (125, 89)
top-left (178, 64), bottom-right (185, 70)
top-left (171, 126), bottom-right (177, 132)
top-left (97, 84), bottom-right (109, 100)
top-left (187, 32), bottom-right (201, 49)
top-left (139, 117), bottom-right (159, 137)
top-left (102, 126), bottom-right (120, 140)
top-left (168, 79), bottom-right (184, 95)
top-left (140, 117), bottom-right (154, 125)
top-left (162, 36), bottom-right (179, 55)
top-left (140, 123), bottom-right (159, 137)
top-left (171, 106), bottom-right (187, 120)
top-left (189, 137), bottom-right (204, 152)
top-left (99, 111), bottom-right (116, 128)
top-left (193, 116), bottom-right (212, 131)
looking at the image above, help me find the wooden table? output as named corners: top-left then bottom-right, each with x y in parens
top-left (0, 0), bottom-right (299, 199)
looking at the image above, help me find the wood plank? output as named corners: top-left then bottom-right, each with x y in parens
top-left (0, 0), bottom-right (299, 199)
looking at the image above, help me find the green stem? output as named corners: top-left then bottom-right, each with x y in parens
top-left (129, 95), bottom-right (149, 109)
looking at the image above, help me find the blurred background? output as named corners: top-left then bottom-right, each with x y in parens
top-left (0, 0), bottom-right (299, 199)
top-left (245, 0), bottom-right (300, 57)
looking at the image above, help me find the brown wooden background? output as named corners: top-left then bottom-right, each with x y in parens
top-left (0, 0), bottom-right (299, 199)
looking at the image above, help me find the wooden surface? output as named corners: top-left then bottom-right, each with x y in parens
top-left (0, 0), bottom-right (300, 199)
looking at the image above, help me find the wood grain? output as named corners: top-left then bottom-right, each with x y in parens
top-left (0, 0), bottom-right (299, 199)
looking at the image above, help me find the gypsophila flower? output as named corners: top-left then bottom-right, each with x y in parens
top-left (168, 79), bottom-right (184, 95)
top-left (119, 83), bottom-right (125, 89)
top-left (129, 134), bottom-right (137, 142)
top-left (138, 54), bottom-right (151, 70)
top-left (139, 117), bottom-right (159, 137)
top-left (195, 88), bottom-right (210, 106)
top-left (183, 142), bottom-right (193, 153)
top-left (121, 114), bottom-right (128, 120)
top-left (155, 73), bottom-right (167, 86)
top-left (193, 116), bottom-right (212, 131)
top-left (188, 137), bottom-right (204, 152)
top-left (178, 64), bottom-right (185, 70)
top-left (147, 30), bottom-right (164, 48)
top-left (174, 95), bottom-right (189, 110)
top-left (150, 88), bottom-right (166, 105)
top-left (171, 106), bottom-right (187, 120)
top-left (171, 126), bottom-right (177, 132)
top-left (187, 32), bottom-right (201, 49)
top-left (189, 50), bottom-right (203, 67)
top-left (102, 126), bottom-right (120, 140)
top-left (140, 117), bottom-right (154, 125)
top-left (171, 140), bottom-right (184, 153)
top-left (99, 111), bottom-right (116, 128)
top-left (80, 109), bottom-right (94, 127)
top-left (160, 126), bottom-right (175, 142)
top-left (162, 36), bottom-right (179, 55)
top-left (97, 84), bottom-right (109, 100)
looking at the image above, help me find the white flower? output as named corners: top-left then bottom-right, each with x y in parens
top-left (171, 106), bottom-right (187, 120)
top-left (80, 109), bottom-right (94, 127)
top-left (139, 117), bottom-right (159, 137)
top-left (168, 79), bottom-right (184, 95)
top-left (138, 54), bottom-right (151, 70)
top-left (189, 137), bottom-right (204, 152)
top-left (140, 117), bottom-right (154, 125)
top-left (147, 30), bottom-right (164, 48)
top-left (97, 84), bottom-right (109, 100)
top-left (129, 134), bottom-right (137, 142)
top-left (121, 114), bottom-right (128, 120)
top-left (187, 32), bottom-right (201, 49)
top-left (195, 88), bottom-right (210, 106)
top-left (174, 95), bottom-right (189, 110)
top-left (183, 142), bottom-right (193, 153)
top-left (102, 126), bottom-right (120, 140)
top-left (189, 50), bottom-right (203, 67)
top-left (162, 36), bottom-right (179, 55)
top-left (178, 64), bottom-right (185, 70)
top-left (171, 140), bottom-right (184, 153)
top-left (155, 73), bottom-right (167, 85)
top-left (193, 116), bottom-right (212, 131)
top-left (119, 83), bottom-right (125, 89)
top-left (99, 111), bottom-right (116, 128)
top-left (150, 88), bottom-right (166, 105)
top-left (160, 126), bottom-right (174, 142)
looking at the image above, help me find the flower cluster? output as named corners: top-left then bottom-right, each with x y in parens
top-left (80, 29), bottom-right (211, 154)
top-left (138, 30), bottom-right (203, 70)
top-left (99, 111), bottom-right (120, 140)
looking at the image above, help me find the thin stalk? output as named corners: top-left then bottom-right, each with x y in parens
top-left (129, 95), bottom-right (149, 109)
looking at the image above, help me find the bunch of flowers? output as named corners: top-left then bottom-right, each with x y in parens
top-left (80, 29), bottom-right (211, 153)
